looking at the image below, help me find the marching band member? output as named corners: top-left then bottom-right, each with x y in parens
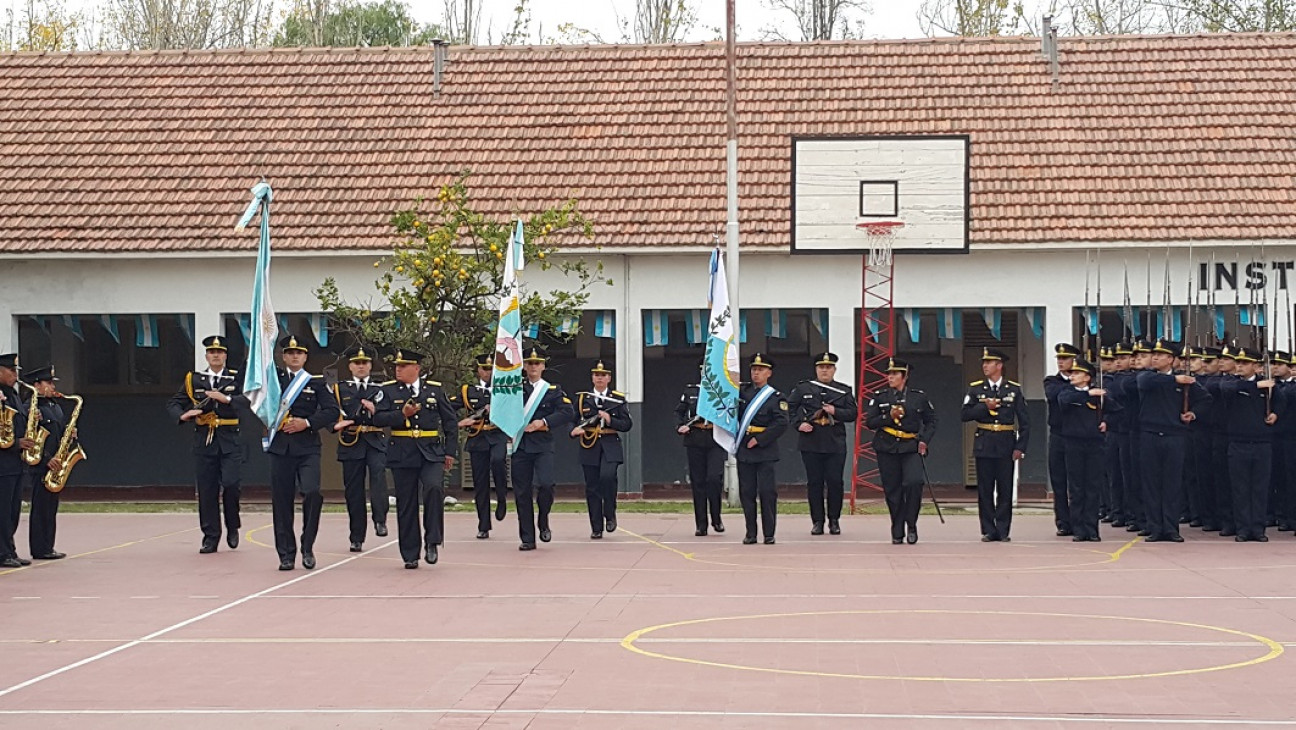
top-left (331, 346), bottom-right (390, 552)
top-left (24, 367), bottom-right (69, 560)
top-left (0, 353), bottom-right (32, 568)
top-left (569, 360), bottom-right (633, 539)
top-left (788, 352), bottom-right (858, 536)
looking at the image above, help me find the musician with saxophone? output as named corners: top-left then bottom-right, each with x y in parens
top-left (0, 353), bottom-right (35, 568)
top-left (788, 352), bottom-right (858, 536)
top-left (331, 346), bottom-right (389, 552)
top-left (166, 335), bottom-right (244, 554)
top-left (449, 353), bottom-right (509, 540)
top-left (23, 366), bottom-right (73, 560)
top-left (569, 360), bottom-right (632, 540)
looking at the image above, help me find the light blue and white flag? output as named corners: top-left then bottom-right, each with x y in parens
top-left (98, 314), bottom-right (120, 344)
top-left (1239, 304), bottom-right (1266, 328)
top-left (594, 311), bottom-right (616, 338)
top-left (901, 308), bottom-right (922, 343)
top-left (936, 308), bottom-right (962, 340)
top-left (1024, 307), bottom-right (1045, 339)
top-left (557, 314), bottom-right (580, 335)
top-left (684, 310), bottom-right (706, 344)
top-left (236, 313), bottom-right (252, 344)
top-left (177, 314), bottom-right (194, 344)
top-left (235, 181), bottom-right (283, 435)
top-left (644, 310), bottom-right (669, 347)
top-left (739, 310), bottom-right (748, 344)
top-left (810, 308), bottom-right (829, 338)
top-left (307, 312), bottom-right (329, 347)
top-left (865, 314), bottom-right (880, 342)
top-left (1085, 308), bottom-right (1100, 336)
top-left (523, 323), bottom-right (539, 339)
top-left (1214, 309), bottom-right (1227, 341)
top-left (28, 315), bottom-right (49, 335)
top-left (61, 315), bottom-right (84, 342)
top-left (765, 309), bottom-right (787, 339)
top-left (699, 250), bottom-right (740, 454)
top-left (490, 221), bottom-right (527, 446)
top-left (136, 315), bottom-right (160, 347)
top-left (982, 308), bottom-right (1002, 340)
top-left (1156, 307), bottom-right (1184, 340)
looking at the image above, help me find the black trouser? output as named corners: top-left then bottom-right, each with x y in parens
top-left (802, 450), bottom-right (846, 526)
top-left (877, 451), bottom-right (922, 540)
top-left (1283, 445), bottom-right (1296, 530)
top-left (1140, 431), bottom-right (1186, 540)
top-left (195, 451), bottom-right (241, 545)
top-left (512, 450), bottom-right (554, 545)
top-left (392, 460), bottom-right (444, 563)
top-left (737, 460), bottom-right (777, 540)
top-left (0, 473), bottom-right (19, 559)
top-left (1212, 434), bottom-right (1234, 533)
top-left (583, 461), bottom-right (620, 533)
top-left (1065, 439), bottom-right (1104, 540)
top-left (1192, 429), bottom-right (1215, 528)
top-left (28, 470), bottom-right (60, 556)
top-left (342, 449), bottom-right (388, 544)
top-left (9, 468), bottom-right (22, 546)
top-left (1120, 432), bottom-right (1142, 528)
top-left (470, 442), bottom-right (507, 533)
top-left (687, 444), bottom-right (725, 532)
top-left (269, 453), bottom-right (322, 563)
top-left (1047, 434), bottom-right (1071, 532)
top-left (1104, 433), bottom-right (1124, 523)
top-left (1269, 440), bottom-right (1286, 527)
top-left (1228, 441), bottom-right (1271, 540)
top-left (976, 456), bottom-right (1014, 540)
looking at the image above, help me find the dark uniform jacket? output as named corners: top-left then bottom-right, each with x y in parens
top-left (1102, 370), bottom-right (1134, 433)
top-left (788, 379), bottom-right (859, 453)
top-left (514, 379), bottom-right (575, 455)
top-left (1043, 372), bottom-right (1071, 434)
top-left (31, 397), bottom-right (67, 467)
top-left (735, 383), bottom-right (788, 463)
top-left (960, 379), bottom-right (1030, 458)
top-left (0, 383), bottom-right (30, 477)
top-left (1135, 370), bottom-right (1211, 435)
top-left (1058, 386), bottom-right (1122, 440)
top-left (675, 384), bottom-right (724, 450)
top-left (448, 381), bottom-right (508, 452)
top-left (372, 377), bottom-right (459, 467)
top-left (573, 390), bottom-right (633, 465)
top-left (332, 378), bottom-right (389, 460)
top-left (166, 369), bottom-right (244, 456)
top-left (265, 369), bottom-right (339, 457)
top-left (865, 386), bottom-right (937, 455)
top-left (1220, 376), bottom-right (1283, 443)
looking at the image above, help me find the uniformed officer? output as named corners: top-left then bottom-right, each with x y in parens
top-left (0, 353), bottom-right (33, 568)
top-left (166, 335), bottom-right (244, 554)
top-left (1219, 346), bottom-right (1279, 542)
top-left (788, 352), bottom-right (858, 536)
top-left (1104, 341), bottom-right (1136, 528)
top-left (1205, 345), bottom-right (1237, 535)
top-left (331, 346), bottom-right (390, 552)
top-left (1043, 342), bottom-right (1081, 537)
top-left (570, 360), bottom-right (633, 539)
top-left (512, 345), bottom-right (574, 551)
top-left (1059, 357), bottom-right (1120, 542)
top-left (1135, 338), bottom-right (1210, 542)
top-left (450, 353), bottom-right (509, 540)
top-left (1192, 346), bottom-right (1224, 533)
top-left (1267, 351), bottom-right (1292, 531)
top-left (266, 334), bottom-right (340, 571)
top-left (675, 360), bottom-right (727, 536)
top-left (864, 357), bottom-right (937, 544)
top-left (372, 347), bottom-right (458, 569)
top-left (23, 367), bottom-right (68, 560)
top-left (961, 347), bottom-right (1030, 542)
top-left (736, 353), bottom-right (789, 545)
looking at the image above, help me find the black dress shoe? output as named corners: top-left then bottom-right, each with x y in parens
top-left (810, 523), bottom-right (824, 536)
top-left (892, 538), bottom-right (903, 544)
top-left (539, 529), bottom-right (552, 543)
top-left (1111, 520), bottom-right (1127, 528)
top-left (713, 523), bottom-right (725, 533)
top-left (742, 536), bottom-right (757, 545)
top-left (906, 530), bottom-right (918, 545)
top-left (519, 543), bottom-right (536, 551)
top-left (1203, 524), bottom-right (1221, 532)
top-left (374, 523), bottom-right (388, 537)
top-left (495, 503), bottom-right (507, 521)
top-left (1167, 534), bottom-right (1184, 543)
top-left (591, 532), bottom-right (603, 539)
top-left (302, 553), bottom-right (316, 569)
top-left (695, 529), bottom-right (706, 537)
top-left (350, 542), bottom-right (363, 552)
top-left (1235, 535), bottom-right (1248, 542)
top-left (763, 537), bottom-right (776, 545)
top-left (17, 557), bottom-right (31, 566)
top-left (605, 518), bottom-right (617, 533)
top-left (34, 551), bottom-right (65, 560)
top-left (404, 560), bottom-right (419, 569)
top-left (227, 531), bottom-right (239, 549)
top-left (1057, 529), bottom-right (1073, 537)
top-left (1087, 535), bottom-right (1102, 542)
top-left (0, 558), bottom-right (22, 568)
top-left (1138, 529), bottom-right (1152, 537)
top-left (279, 560), bottom-right (294, 571)
top-left (1145, 535), bottom-right (1162, 542)
top-left (981, 535), bottom-right (995, 542)
top-left (1000, 537), bottom-right (1011, 542)
top-left (1256, 535), bottom-right (1269, 542)
top-left (828, 521), bottom-right (841, 535)
top-left (1072, 536), bottom-right (1085, 542)
top-left (425, 546), bottom-right (438, 565)
top-left (199, 543), bottom-right (217, 554)
top-left (1220, 529), bottom-right (1237, 537)
top-left (477, 531), bottom-right (489, 539)
top-left (1189, 520), bottom-right (1202, 528)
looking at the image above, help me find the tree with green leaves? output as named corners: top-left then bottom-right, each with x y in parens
top-left (274, 0), bottom-right (439, 47)
top-left (1172, 0), bottom-right (1296, 31)
top-left (917, 0), bottom-right (1022, 36)
top-left (315, 173), bottom-right (608, 382)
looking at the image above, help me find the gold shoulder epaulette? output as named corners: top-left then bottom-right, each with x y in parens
top-left (382, 379), bottom-right (397, 386)
top-left (612, 390), bottom-right (625, 397)
top-left (548, 384), bottom-right (559, 390)
top-left (228, 369), bottom-right (238, 375)
top-left (311, 374), bottom-right (325, 379)
top-left (426, 379), bottom-right (441, 386)
top-left (970, 380), bottom-right (984, 386)
top-left (1008, 380), bottom-right (1021, 387)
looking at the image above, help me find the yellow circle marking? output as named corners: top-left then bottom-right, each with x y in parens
top-left (620, 609), bottom-right (1283, 682)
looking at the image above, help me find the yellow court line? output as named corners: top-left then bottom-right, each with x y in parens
top-left (620, 609), bottom-right (1285, 683)
top-left (1, 526), bottom-right (198, 577)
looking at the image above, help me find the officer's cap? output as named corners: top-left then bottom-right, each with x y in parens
top-left (522, 345), bottom-right (548, 363)
top-left (981, 347), bottom-right (1009, 362)
top-left (885, 357), bottom-right (910, 373)
top-left (1069, 358), bottom-right (1096, 375)
top-left (1233, 346), bottom-right (1261, 363)
top-left (1151, 339), bottom-right (1181, 355)
top-left (0, 353), bottom-right (19, 371)
top-left (473, 353), bottom-right (493, 368)
top-left (389, 347), bottom-right (426, 365)
top-left (1054, 343), bottom-right (1081, 358)
top-left (814, 352), bottom-right (839, 367)
top-left (749, 353), bottom-right (775, 369)
top-left (23, 366), bottom-right (57, 383)
top-left (278, 334), bottom-right (308, 353)
top-left (202, 335), bottom-right (228, 352)
top-left (590, 359), bottom-right (612, 375)
top-left (346, 346), bottom-right (373, 363)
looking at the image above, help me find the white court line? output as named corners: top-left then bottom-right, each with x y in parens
top-left (258, 593), bottom-right (1296, 601)
top-left (4, 637), bottom-right (1287, 648)
top-left (0, 538), bottom-right (398, 700)
top-left (0, 708), bottom-right (1294, 725)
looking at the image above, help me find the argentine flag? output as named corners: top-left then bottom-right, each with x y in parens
top-left (698, 249), bottom-right (740, 454)
top-left (236, 181), bottom-right (283, 434)
top-left (490, 221), bottom-right (527, 444)
top-left (594, 311), bottom-right (616, 338)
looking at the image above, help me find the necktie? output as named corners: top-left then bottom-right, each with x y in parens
top-left (411, 383), bottom-right (419, 398)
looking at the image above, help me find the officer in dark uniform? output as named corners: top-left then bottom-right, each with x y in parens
top-left (1104, 341), bottom-right (1135, 528)
top-left (372, 347), bottom-right (458, 568)
top-left (1043, 342), bottom-right (1081, 537)
top-left (676, 360), bottom-right (727, 536)
top-left (1266, 352), bottom-right (1292, 531)
top-left (961, 347), bottom-right (1030, 542)
top-left (1205, 345), bottom-right (1237, 535)
top-left (450, 353), bottom-right (509, 540)
top-left (864, 357), bottom-right (937, 544)
top-left (331, 346), bottom-right (389, 552)
top-left (166, 335), bottom-right (244, 554)
top-left (736, 353), bottom-right (789, 545)
top-left (0, 353), bottom-right (33, 568)
top-left (1135, 338), bottom-right (1210, 542)
top-left (788, 352), bottom-right (858, 536)
top-left (1059, 357), bottom-right (1120, 542)
top-left (24, 367), bottom-right (68, 560)
top-left (266, 334), bottom-right (340, 571)
top-left (1220, 346), bottom-right (1279, 542)
top-left (512, 346), bottom-right (574, 551)
top-left (1191, 346), bottom-right (1222, 532)
top-left (570, 360), bottom-right (633, 539)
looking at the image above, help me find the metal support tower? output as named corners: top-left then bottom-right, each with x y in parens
top-left (849, 254), bottom-right (896, 513)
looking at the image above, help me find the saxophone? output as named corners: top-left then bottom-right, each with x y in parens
top-left (21, 381), bottom-right (48, 466)
top-left (0, 387), bottom-right (15, 449)
top-left (43, 393), bottom-right (85, 494)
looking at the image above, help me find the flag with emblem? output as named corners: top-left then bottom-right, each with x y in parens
top-left (594, 311), bottom-right (616, 338)
top-left (61, 315), bottom-right (84, 342)
top-left (489, 220), bottom-right (527, 443)
top-left (135, 315), bottom-right (160, 347)
top-left (901, 308), bottom-right (922, 343)
top-left (765, 309), bottom-right (787, 339)
top-left (307, 312), bottom-right (329, 347)
top-left (937, 308), bottom-right (962, 339)
top-left (810, 308), bottom-right (829, 338)
top-left (698, 249), bottom-right (740, 453)
top-left (982, 308), bottom-right (1002, 339)
top-left (98, 314), bottom-right (120, 344)
top-left (644, 310), bottom-right (669, 347)
top-left (1024, 307), bottom-right (1044, 339)
top-left (684, 310), bottom-right (706, 344)
top-left (236, 181), bottom-right (283, 431)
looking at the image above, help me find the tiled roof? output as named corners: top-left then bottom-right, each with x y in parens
top-left (2, 34), bottom-right (1295, 253)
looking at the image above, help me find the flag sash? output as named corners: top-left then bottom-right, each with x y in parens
top-left (262, 369), bottom-right (311, 451)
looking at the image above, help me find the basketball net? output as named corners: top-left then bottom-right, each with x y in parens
top-left (857, 221), bottom-right (903, 268)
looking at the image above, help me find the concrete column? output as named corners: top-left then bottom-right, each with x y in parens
top-left (828, 309), bottom-right (856, 391)
top-left (193, 309), bottom-right (224, 370)
top-left (0, 313), bottom-right (14, 352)
top-left (617, 257), bottom-right (644, 496)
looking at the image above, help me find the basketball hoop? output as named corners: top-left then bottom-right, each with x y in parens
top-left (857, 220), bottom-right (904, 268)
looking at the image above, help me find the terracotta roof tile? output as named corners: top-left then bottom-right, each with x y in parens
top-left (2, 35), bottom-right (1296, 253)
